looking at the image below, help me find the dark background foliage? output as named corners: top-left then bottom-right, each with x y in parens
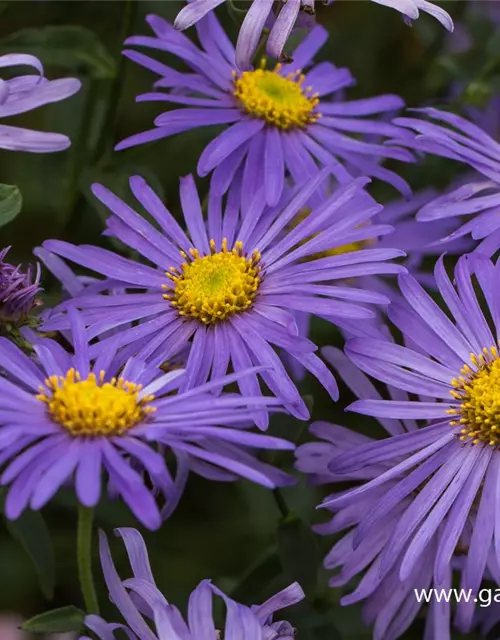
top-left (1, 1), bottom-right (499, 638)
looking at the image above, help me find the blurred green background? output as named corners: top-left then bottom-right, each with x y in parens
top-left (1, 1), bottom-right (499, 638)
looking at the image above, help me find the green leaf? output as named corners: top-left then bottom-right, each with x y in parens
top-left (227, 0), bottom-right (248, 25)
top-left (296, 605), bottom-right (343, 640)
top-left (0, 183), bottom-right (22, 228)
top-left (277, 514), bottom-right (318, 598)
top-left (5, 509), bottom-right (55, 600)
top-left (22, 606), bottom-right (86, 634)
top-left (0, 26), bottom-right (115, 78)
top-left (230, 545), bottom-right (282, 602)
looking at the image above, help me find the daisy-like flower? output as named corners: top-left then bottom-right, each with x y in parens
top-left (0, 53), bottom-right (81, 152)
top-left (174, 0), bottom-right (453, 70)
top-left (117, 14), bottom-right (412, 207)
top-left (0, 246), bottom-right (41, 326)
top-left (392, 107), bottom-right (500, 257)
top-left (81, 527), bottom-right (305, 640)
top-left (38, 170), bottom-right (406, 426)
top-left (0, 308), bottom-right (295, 529)
top-left (321, 254), bottom-right (500, 635)
top-left (295, 347), bottom-right (461, 640)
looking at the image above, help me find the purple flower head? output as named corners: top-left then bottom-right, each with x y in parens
top-left (282, 186), bottom-right (472, 382)
top-left (173, 0), bottom-right (453, 70)
top-left (81, 527), bottom-right (305, 640)
top-left (38, 170), bottom-right (406, 427)
top-left (0, 308), bottom-right (296, 528)
top-left (295, 347), bottom-right (459, 640)
top-left (392, 107), bottom-right (500, 257)
top-left (0, 54), bottom-right (81, 152)
top-left (368, 187), bottom-right (473, 294)
top-left (0, 246), bottom-right (41, 325)
top-left (321, 254), bottom-right (500, 635)
top-left (118, 14), bottom-right (413, 208)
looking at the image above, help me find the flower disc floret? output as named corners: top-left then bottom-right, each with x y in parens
top-left (448, 345), bottom-right (500, 446)
top-left (37, 369), bottom-right (155, 437)
top-left (233, 60), bottom-right (320, 130)
top-left (164, 239), bottom-right (262, 325)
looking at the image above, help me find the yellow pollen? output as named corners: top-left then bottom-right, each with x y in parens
top-left (163, 238), bottom-right (262, 325)
top-left (36, 369), bottom-right (155, 437)
top-left (233, 59), bottom-right (320, 130)
top-left (448, 345), bottom-right (500, 447)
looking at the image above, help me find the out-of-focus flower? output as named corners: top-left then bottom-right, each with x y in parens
top-left (0, 54), bottom-right (81, 153)
top-left (80, 527), bottom-right (304, 640)
top-left (392, 107), bottom-right (500, 257)
top-left (0, 247), bottom-right (41, 326)
top-left (321, 254), bottom-right (500, 635)
top-left (39, 170), bottom-right (406, 426)
top-left (0, 615), bottom-right (75, 640)
top-left (0, 308), bottom-right (295, 528)
top-left (173, 0), bottom-right (453, 70)
top-left (0, 615), bottom-right (24, 640)
top-left (282, 187), bottom-right (472, 382)
top-left (372, 0), bottom-right (453, 29)
top-left (118, 14), bottom-right (412, 208)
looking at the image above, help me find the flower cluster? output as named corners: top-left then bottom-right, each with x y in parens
top-left (6, 2), bottom-right (500, 639)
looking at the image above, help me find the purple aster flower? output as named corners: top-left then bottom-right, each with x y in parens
top-left (38, 170), bottom-right (406, 426)
top-left (320, 254), bottom-right (500, 635)
top-left (282, 187), bottom-right (472, 381)
top-left (0, 54), bottom-right (81, 152)
top-left (174, 0), bottom-right (453, 70)
top-left (117, 14), bottom-right (413, 207)
top-left (296, 345), bottom-right (458, 640)
top-left (0, 246), bottom-right (41, 325)
top-left (0, 307), bottom-right (295, 529)
top-left (81, 527), bottom-right (305, 640)
top-left (392, 107), bottom-right (500, 256)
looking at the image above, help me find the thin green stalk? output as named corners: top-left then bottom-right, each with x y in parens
top-left (96, 0), bottom-right (138, 166)
top-left (273, 488), bottom-right (291, 519)
top-left (77, 504), bottom-right (99, 615)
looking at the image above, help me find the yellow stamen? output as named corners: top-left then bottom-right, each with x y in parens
top-left (448, 345), bottom-right (500, 447)
top-left (233, 59), bottom-right (320, 130)
top-left (164, 239), bottom-right (261, 325)
top-left (37, 369), bottom-right (155, 437)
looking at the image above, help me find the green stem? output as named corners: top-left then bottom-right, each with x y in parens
top-left (96, 0), bottom-right (137, 166)
top-left (273, 488), bottom-right (290, 519)
top-left (77, 504), bottom-right (99, 615)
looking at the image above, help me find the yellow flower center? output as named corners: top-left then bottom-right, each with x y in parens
top-left (448, 345), bottom-right (500, 446)
top-left (37, 369), bottom-right (155, 437)
top-left (163, 239), bottom-right (262, 325)
top-left (290, 208), bottom-right (371, 261)
top-left (313, 240), bottom-right (369, 260)
top-left (233, 60), bottom-right (320, 130)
